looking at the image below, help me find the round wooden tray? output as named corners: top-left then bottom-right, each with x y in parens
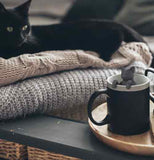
top-left (88, 102), bottom-right (154, 156)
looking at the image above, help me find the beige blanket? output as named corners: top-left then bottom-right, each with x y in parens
top-left (0, 42), bottom-right (152, 87)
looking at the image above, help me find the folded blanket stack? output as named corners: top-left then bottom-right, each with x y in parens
top-left (0, 42), bottom-right (152, 121)
top-left (0, 42), bottom-right (151, 86)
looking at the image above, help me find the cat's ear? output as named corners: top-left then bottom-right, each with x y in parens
top-left (15, 0), bottom-right (31, 17)
top-left (0, 2), bottom-right (7, 13)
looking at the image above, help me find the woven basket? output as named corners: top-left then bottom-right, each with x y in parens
top-left (28, 146), bottom-right (82, 160)
top-left (0, 139), bottom-right (27, 160)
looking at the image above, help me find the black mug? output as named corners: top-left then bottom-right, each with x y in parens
top-left (88, 68), bottom-right (154, 135)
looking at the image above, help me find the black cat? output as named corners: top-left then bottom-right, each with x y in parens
top-left (0, 0), bottom-right (147, 62)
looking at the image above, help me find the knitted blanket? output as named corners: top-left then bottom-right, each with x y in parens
top-left (0, 42), bottom-right (152, 121)
top-left (0, 42), bottom-right (152, 86)
top-left (0, 65), bottom-right (148, 121)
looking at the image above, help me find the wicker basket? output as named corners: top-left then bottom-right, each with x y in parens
top-left (0, 139), bottom-right (27, 160)
top-left (28, 146), bottom-right (82, 160)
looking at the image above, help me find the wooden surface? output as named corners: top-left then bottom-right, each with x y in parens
top-left (0, 115), bottom-right (119, 160)
top-left (0, 116), bottom-right (154, 159)
top-left (150, 100), bottom-right (154, 137)
top-left (89, 102), bottom-right (154, 156)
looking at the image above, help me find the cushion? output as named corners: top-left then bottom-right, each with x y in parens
top-left (62, 0), bottom-right (124, 21)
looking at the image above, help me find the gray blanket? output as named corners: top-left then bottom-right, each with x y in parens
top-left (0, 61), bottom-right (146, 121)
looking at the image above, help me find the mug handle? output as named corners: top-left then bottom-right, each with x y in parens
top-left (88, 89), bottom-right (111, 126)
top-left (145, 68), bottom-right (154, 102)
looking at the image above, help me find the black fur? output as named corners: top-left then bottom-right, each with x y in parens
top-left (0, 0), bottom-right (146, 63)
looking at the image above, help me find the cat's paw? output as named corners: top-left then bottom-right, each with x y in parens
top-left (126, 80), bottom-right (132, 89)
top-left (112, 80), bottom-right (118, 88)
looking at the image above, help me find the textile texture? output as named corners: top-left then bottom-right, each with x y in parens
top-left (0, 66), bottom-right (147, 122)
top-left (0, 42), bottom-right (152, 121)
top-left (0, 42), bottom-right (152, 87)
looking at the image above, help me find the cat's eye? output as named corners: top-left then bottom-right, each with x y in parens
top-left (6, 27), bottom-right (13, 32)
top-left (22, 25), bottom-right (28, 31)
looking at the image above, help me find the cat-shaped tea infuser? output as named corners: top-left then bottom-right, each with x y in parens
top-left (112, 67), bottom-right (136, 89)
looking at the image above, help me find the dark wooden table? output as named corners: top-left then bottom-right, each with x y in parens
top-left (0, 115), bottom-right (153, 160)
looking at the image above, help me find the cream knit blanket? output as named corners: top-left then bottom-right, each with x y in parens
top-left (0, 41), bottom-right (153, 121)
top-left (0, 42), bottom-right (152, 86)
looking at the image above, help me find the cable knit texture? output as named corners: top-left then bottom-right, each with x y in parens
top-left (0, 42), bottom-right (152, 86)
top-left (0, 42), bottom-right (152, 121)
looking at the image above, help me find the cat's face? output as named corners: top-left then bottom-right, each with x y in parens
top-left (0, 0), bottom-right (31, 49)
top-left (121, 67), bottom-right (135, 81)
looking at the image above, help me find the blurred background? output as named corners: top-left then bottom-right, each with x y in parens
top-left (1, 0), bottom-right (154, 36)
top-left (0, 0), bottom-right (73, 25)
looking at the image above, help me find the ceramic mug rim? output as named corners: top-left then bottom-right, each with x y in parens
top-left (107, 74), bottom-right (150, 92)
